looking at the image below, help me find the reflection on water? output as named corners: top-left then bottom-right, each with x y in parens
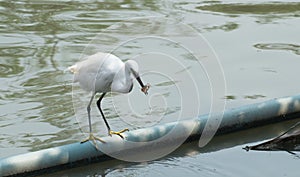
top-left (224, 94), bottom-right (266, 100)
top-left (224, 95), bottom-right (236, 100)
top-left (204, 22), bottom-right (239, 32)
top-left (1, 0), bottom-right (300, 176)
top-left (197, 2), bottom-right (300, 15)
top-left (244, 94), bottom-right (266, 99)
top-left (254, 43), bottom-right (300, 56)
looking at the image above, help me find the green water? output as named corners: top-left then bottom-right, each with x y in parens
top-left (1, 0), bottom-right (300, 176)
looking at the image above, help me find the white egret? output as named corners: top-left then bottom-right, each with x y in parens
top-left (68, 52), bottom-right (150, 144)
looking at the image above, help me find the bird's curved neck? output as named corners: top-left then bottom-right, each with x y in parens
top-left (111, 65), bottom-right (133, 93)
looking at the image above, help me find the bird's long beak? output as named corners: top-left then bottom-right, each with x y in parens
top-left (136, 76), bottom-right (150, 95)
top-left (136, 76), bottom-right (145, 88)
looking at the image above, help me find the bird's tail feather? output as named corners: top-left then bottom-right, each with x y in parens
top-left (67, 64), bottom-right (78, 74)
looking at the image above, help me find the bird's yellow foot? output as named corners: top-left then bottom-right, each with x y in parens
top-left (81, 133), bottom-right (106, 144)
top-left (109, 128), bottom-right (129, 139)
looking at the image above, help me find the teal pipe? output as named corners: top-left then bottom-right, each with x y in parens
top-left (1, 94), bottom-right (300, 176)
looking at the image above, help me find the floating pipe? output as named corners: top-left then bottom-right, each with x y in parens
top-left (1, 94), bottom-right (300, 176)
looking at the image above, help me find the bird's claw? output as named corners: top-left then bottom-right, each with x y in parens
top-left (81, 133), bottom-right (106, 149)
top-left (109, 128), bottom-right (129, 139)
top-left (141, 83), bottom-right (150, 95)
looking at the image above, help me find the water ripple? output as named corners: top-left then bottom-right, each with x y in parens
top-left (0, 63), bottom-right (23, 77)
top-left (196, 2), bottom-right (300, 15)
top-left (254, 43), bottom-right (300, 55)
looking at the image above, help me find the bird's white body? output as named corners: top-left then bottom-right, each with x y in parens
top-left (69, 52), bottom-right (135, 94)
top-left (68, 52), bottom-right (149, 143)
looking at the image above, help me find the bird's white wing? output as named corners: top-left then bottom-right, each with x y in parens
top-left (69, 52), bottom-right (124, 93)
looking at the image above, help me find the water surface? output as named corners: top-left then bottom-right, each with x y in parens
top-left (1, 0), bottom-right (300, 176)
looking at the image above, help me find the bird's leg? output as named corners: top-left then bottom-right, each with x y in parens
top-left (96, 93), bottom-right (129, 139)
top-left (81, 93), bottom-right (105, 145)
top-left (87, 94), bottom-right (93, 135)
